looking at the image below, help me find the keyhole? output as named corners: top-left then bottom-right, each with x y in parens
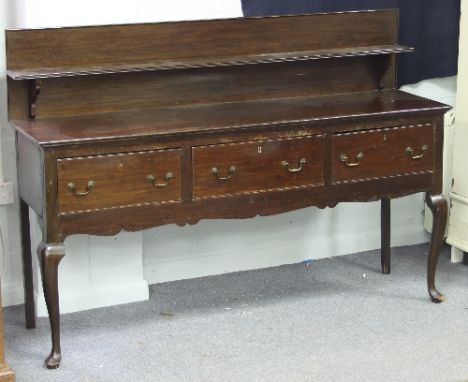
top-left (257, 146), bottom-right (263, 154)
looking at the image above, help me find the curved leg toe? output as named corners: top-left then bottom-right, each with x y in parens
top-left (45, 351), bottom-right (62, 369)
top-left (429, 287), bottom-right (445, 303)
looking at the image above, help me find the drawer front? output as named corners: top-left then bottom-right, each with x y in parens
top-left (192, 136), bottom-right (324, 199)
top-left (57, 149), bottom-right (182, 213)
top-left (331, 124), bottom-right (434, 184)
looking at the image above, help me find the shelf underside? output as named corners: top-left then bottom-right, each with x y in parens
top-left (8, 45), bottom-right (413, 80)
top-left (11, 90), bottom-right (450, 146)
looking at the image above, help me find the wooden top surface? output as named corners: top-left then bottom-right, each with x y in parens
top-left (11, 90), bottom-right (450, 146)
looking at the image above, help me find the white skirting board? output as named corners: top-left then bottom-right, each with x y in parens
top-left (27, 209), bottom-right (149, 317)
top-left (36, 280), bottom-right (149, 317)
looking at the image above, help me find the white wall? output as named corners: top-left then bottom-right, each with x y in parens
top-left (1, 0), bottom-right (437, 315)
top-left (0, 0), bottom-right (25, 307)
top-left (447, 0), bottom-right (468, 254)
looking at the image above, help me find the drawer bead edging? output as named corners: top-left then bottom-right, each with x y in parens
top-left (332, 169), bottom-right (434, 185)
top-left (333, 123), bottom-right (433, 137)
top-left (58, 199), bottom-right (181, 216)
top-left (192, 182), bottom-right (322, 201)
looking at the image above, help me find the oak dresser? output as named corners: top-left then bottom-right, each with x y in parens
top-left (6, 9), bottom-right (450, 369)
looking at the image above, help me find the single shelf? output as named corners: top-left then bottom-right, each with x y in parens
top-left (7, 44), bottom-right (413, 80)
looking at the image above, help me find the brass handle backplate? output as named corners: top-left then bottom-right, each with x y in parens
top-left (281, 158), bottom-right (307, 173)
top-left (406, 145), bottom-right (428, 160)
top-left (212, 165), bottom-right (236, 180)
top-left (147, 173), bottom-right (173, 188)
top-left (67, 180), bottom-right (95, 197)
top-left (340, 152), bottom-right (364, 167)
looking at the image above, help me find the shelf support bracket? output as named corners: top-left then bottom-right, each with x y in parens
top-left (374, 55), bottom-right (393, 91)
top-left (29, 79), bottom-right (42, 119)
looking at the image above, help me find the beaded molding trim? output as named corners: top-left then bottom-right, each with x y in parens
top-left (333, 122), bottom-right (434, 137)
top-left (193, 183), bottom-right (323, 201)
top-left (193, 134), bottom-right (323, 150)
top-left (332, 170), bottom-right (433, 185)
top-left (59, 199), bottom-right (181, 216)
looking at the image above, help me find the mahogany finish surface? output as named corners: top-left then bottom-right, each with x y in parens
top-left (192, 136), bottom-right (324, 199)
top-left (6, 10), bottom-right (450, 369)
top-left (10, 90), bottom-right (447, 146)
top-left (57, 149), bottom-right (183, 213)
top-left (331, 123), bottom-right (435, 183)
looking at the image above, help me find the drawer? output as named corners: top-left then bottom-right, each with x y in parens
top-left (331, 124), bottom-right (434, 184)
top-left (57, 149), bottom-right (182, 213)
top-left (192, 136), bottom-right (324, 199)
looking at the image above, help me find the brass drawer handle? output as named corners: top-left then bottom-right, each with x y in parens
top-left (212, 165), bottom-right (236, 180)
top-left (67, 180), bottom-right (95, 196)
top-left (406, 145), bottom-right (428, 160)
top-left (147, 173), bottom-right (173, 188)
top-left (281, 158), bottom-right (307, 173)
top-left (340, 152), bottom-right (364, 167)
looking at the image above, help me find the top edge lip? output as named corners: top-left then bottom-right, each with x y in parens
top-left (5, 8), bottom-right (398, 32)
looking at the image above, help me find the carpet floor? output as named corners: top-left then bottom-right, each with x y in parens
top-left (3, 244), bottom-right (468, 382)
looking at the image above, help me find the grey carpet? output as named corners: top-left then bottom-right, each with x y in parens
top-left (3, 244), bottom-right (468, 382)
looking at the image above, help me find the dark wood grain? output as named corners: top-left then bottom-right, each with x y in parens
top-left (192, 136), bottom-right (324, 199)
top-left (11, 57), bottom-right (395, 120)
top-left (6, 11), bottom-right (398, 72)
top-left (331, 123), bottom-right (435, 183)
top-left (57, 149), bottom-right (183, 213)
top-left (57, 172), bottom-right (435, 239)
top-left (10, 90), bottom-right (449, 146)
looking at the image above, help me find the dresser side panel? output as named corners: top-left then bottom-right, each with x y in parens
top-left (16, 133), bottom-right (44, 215)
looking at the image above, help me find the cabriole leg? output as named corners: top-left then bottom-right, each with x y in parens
top-left (381, 197), bottom-right (391, 274)
top-left (38, 243), bottom-right (65, 369)
top-left (425, 194), bottom-right (448, 303)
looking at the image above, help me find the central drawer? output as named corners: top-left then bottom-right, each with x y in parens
top-left (57, 149), bottom-right (182, 213)
top-left (192, 136), bottom-right (324, 199)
